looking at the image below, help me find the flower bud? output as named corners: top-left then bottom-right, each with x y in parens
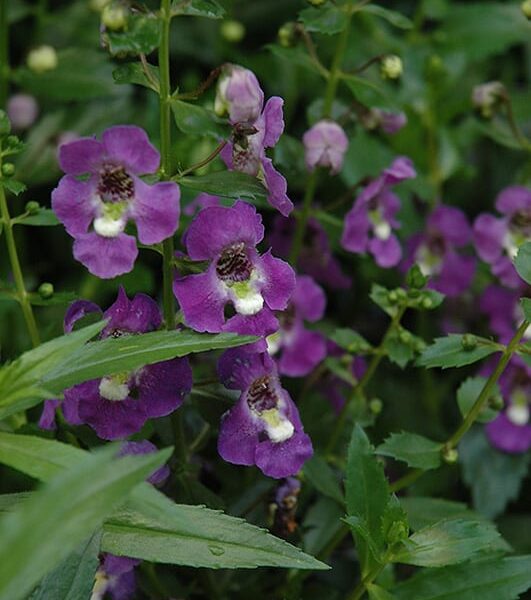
top-left (215, 64), bottom-right (264, 124)
top-left (369, 398), bottom-right (383, 414)
top-left (471, 81), bottom-right (506, 119)
top-left (386, 520), bottom-right (409, 545)
top-left (0, 110), bottom-right (11, 136)
top-left (278, 22), bottom-right (298, 48)
top-left (421, 296), bottom-right (433, 309)
top-left (461, 334), bottom-right (477, 351)
top-left (101, 3), bottom-right (128, 30)
top-left (442, 446), bottom-right (458, 464)
top-left (406, 264), bottom-right (428, 289)
top-left (7, 94), bottom-right (39, 130)
top-left (27, 45), bottom-right (58, 74)
top-left (1, 163), bottom-right (15, 177)
top-left (302, 120), bottom-right (349, 174)
top-left (90, 0), bottom-right (111, 12)
top-left (25, 201), bottom-right (40, 215)
top-left (522, 0), bottom-right (531, 19)
top-left (380, 55), bottom-right (403, 80)
top-left (221, 20), bottom-right (245, 43)
top-left (38, 282), bottom-right (54, 299)
top-left (307, 0), bottom-right (327, 5)
top-left (399, 329), bottom-right (412, 344)
top-left (489, 394), bottom-right (504, 412)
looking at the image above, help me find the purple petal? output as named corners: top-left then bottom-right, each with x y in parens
top-left (223, 307), bottom-right (279, 338)
top-left (473, 214), bottom-right (507, 263)
top-left (379, 111), bottom-right (407, 134)
top-left (183, 193), bottom-right (221, 216)
top-left (217, 346), bottom-right (275, 390)
top-left (495, 186), bottom-right (531, 216)
top-left (302, 120), bottom-right (348, 174)
top-left (428, 205), bottom-right (471, 246)
top-left (51, 175), bottom-right (98, 237)
top-left (101, 125), bottom-right (160, 175)
top-left (103, 287), bottom-right (161, 336)
top-left (492, 256), bottom-right (522, 288)
top-left (64, 300), bottom-right (102, 333)
top-left (259, 250), bottom-right (295, 311)
top-left (61, 390), bottom-right (83, 425)
top-left (220, 141), bottom-right (233, 169)
top-left (486, 413), bottom-right (531, 454)
top-left (173, 266), bottom-right (228, 333)
top-left (130, 179), bottom-right (180, 245)
top-left (73, 233), bottom-right (138, 279)
top-left (58, 137), bottom-right (103, 175)
top-left (369, 234), bottom-right (402, 268)
top-left (262, 97), bottom-right (285, 148)
top-left (278, 328), bottom-right (327, 377)
top-left (341, 204), bottom-right (371, 253)
top-left (118, 440), bottom-right (170, 486)
top-left (292, 275), bottom-right (326, 322)
top-left (255, 429), bottom-right (313, 478)
top-left (261, 157), bottom-right (294, 217)
top-left (432, 251), bottom-right (475, 297)
top-left (223, 66), bottom-right (264, 124)
top-left (39, 399), bottom-right (60, 430)
top-left (103, 554), bottom-right (140, 577)
top-left (218, 400), bottom-right (262, 466)
top-left (379, 190), bottom-right (401, 226)
top-left (108, 570), bottom-right (136, 600)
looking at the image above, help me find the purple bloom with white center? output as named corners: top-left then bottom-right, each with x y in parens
top-left (41, 288), bottom-right (192, 440)
top-left (267, 275), bottom-right (327, 377)
top-left (485, 361), bottom-right (531, 454)
top-left (215, 64), bottom-right (264, 125)
top-left (341, 157), bottom-right (416, 268)
top-left (267, 215), bottom-right (351, 290)
top-left (173, 201), bottom-right (295, 337)
top-left (216, 346), bottom-right (313, 478)
top-left (302, 119), bottom-right (349, 174)
top-left (92, 554), bottom-right (139, 600)
top-left (52, 125), bottom-right (180, 279)
top-left (403, 205), bottom-right (476, 297)
top-left (473, 186), bottom-right (531, 288)
top-left (219, 72), bottom-right (293, 216)
top-left (118, 440), bottom-right (170, 486)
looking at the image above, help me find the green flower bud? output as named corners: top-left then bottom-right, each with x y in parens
top-left (90, 0), bottom-right (111, 12)
top-left (102, 4), bottom-right (128, 30)
top-left (381, 55), bottom-right (403, 80)
top-left (461, 334), bottom-right (477, 351)
top-left (307, 0), bottom-right (327, 5)
top-left (406, 264), bottom-right (428, 289)
top-left (388, 290), bottom-right (399, 303)
top-left (0, 110), bottom-right (11, 136)
top-left (396, 288), bottom-right (407, 301)
top-left (25, 201), bottom-right (40, 215)
top-left (421, 296), bottom-right (433, 309)
top-left (38, 282), bottom-right (54, 299)
top-left (369, 398), bottom-right (383, 415)
top-left (489, 394), bottom-right (504, 412)
top-left (221, 20), bottom-right (245, 43)
top-left (278, 22), bottom-right (297, 48)
top-left (1, 163), bottom-right (15, 177)
top-left (386, 520), bottom-right (408, 545)
top-left (442, 446), bottom-right (458, 464)
top-left (399, 330), bottom-right (411, 344)
top-left (522, 0), bottom-right (531, 19)
top-left (27, 45), bottom-right (58, 74)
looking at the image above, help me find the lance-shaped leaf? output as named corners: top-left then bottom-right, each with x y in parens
top-left (418, 335), bottom-right (502, 369)
top-left (171, 100), bottom-right (230, 140)
top-left (179, 171), bottom-right (268, 206)
top-left (399, 497), bottom-right (486, 531)
top-left (377, 432), bottom-right (443, 470)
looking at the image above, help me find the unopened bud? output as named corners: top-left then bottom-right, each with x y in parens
top-left (461, 334), bottom-right (477, 351)
top-left (102, 4), bottom-right (128, 30)
top-left (1, 163), bottom-right (15, 177)
top-left (278, 22), bottom-right (297, 48)
top-left (90, 0), bottom-right (111, 12)
top-left (307, 0), bottom-right (327, 5)
top-left (399, 330), bottom-right (412, 344)
top-left (421, 296), bottom-right (433, 309)
top-left (7, 94), bottom-right (39, 130)
top-left (442, 446), bottom-right (458, 464)
top-left (38, 282), bottom-right (54, 299)
top-left (522, 0), bottom-right (531, 19)
top-left (221, 20), bottom-right (245, 43)
top-left (388, 290), bottom-right (399, 303)
top-left (472, 81), bottom-right (506, 119)
top-left (406, 264), bottom-right (428, 289)
top-left (381, 55), bottom-right (403, 80)
top-left (489, 394), bottom-right (504, 411)
top-left (386, 520), bottom-right (408, 545)
top-left (27, 45), bottom-right (58, 74)
top-left (25, 201), bottom-right (40, 215)
top-left (369, 398), bottom-right (383, 415)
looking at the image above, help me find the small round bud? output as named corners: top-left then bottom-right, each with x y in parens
top-left (101, 4), bottom-right (128, 31)
top-left (522, 0), bottom-right (531, 19)
top-left (0, 110), bottom-right (11, 136)
top-left (27, 45), bottom-right (58, 74)
top-left (421, 296), bottom-right (433, 309)
top-left (38, 282), bottom-right (54, 299)
top-left (399, 330), bottom-right (411, 344)
top-left (90, 0), bottom-right (111, 11)
top-left (442, 446), bottom-right (458, 464)
top-left (221, 20), bottom-right (245, 43)
top-left (388, 290), bottom-right (399, 303)
top-left (381, 55), bottom-right (403, 80)
top-left (340, 354), bottom-right (353, 367)
top-left (25, 201), bottom-right (40, 215)
top-left (369, 398), bottom-right (383, 415)
top-left (489, 394), bottom-right (504, 412)
top-left (386, 520), bottom-right (409, 545)
top-left (7, 94), bottom-right (39, 130)
top-left (406, 264), bottom-right (428, 290)
top-left (278, 22), bottom-right (297, 48)
top-left (461, 334), bottom-right (477, 351)
top-left (307, 0), bottom-right (327, 5)
top-left (396, 288), bottom-right (407, 301)
top-left (1, 163), bottom-right (15, 177)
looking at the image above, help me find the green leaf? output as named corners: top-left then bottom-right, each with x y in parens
top-left (303, 454), bottom-right (344, 505)
top-left (385, 330), bottom-right (424, 369)
top-left (12, 208), bottom-right (59, 227)
top-left (399, 497), bottom-right (486, 531)
top-left (267, 44), bottom-right (323, 77)
top-left (1, 179), bottom-right (26, 196)
top-left (29, 531), bottom-right (101, 600)
top-left (377, 432), bottom-right (442, 470)
top-left (179, 171), bottom-right (268, 204)
top-left (171, 0), bottom-right (225, 19)
top-left (367, 584), bottom-right (396, 600)
top-left (515, 242), bottom-right (531, 285)
top-left (345, 425), bottom-right (390, 574)
top-left (299, 5), bottom-right (349, 35)
top-left (0, 445), bottom-right (170, 600)
top-left (171, 100), bottom-right (230, 140)
top-left (361, 4), bottom-right (413, 29)
top-left (107, 14), bottom-right (160, 56)
top-left (392, 519), bottom-right (504, 567)
top-left (112, 62), bottom-right (160, 92)
top-left (393, 556), bottom-right (531, 600)
top-left (28, 291), bottom-right (77, 307)
top-left (343, 516), bottom-right (384, 564)
top-left (329, 328), bottom-right (372, 354)
top-left (343, 75), bottom-right (397, 111)
top-left (418, 335), bottom-right (501, 369)
top-left (303, 497), bottom-right (344, 556)
top-left (459, 427), bottom-right (530, 519)
top-left (42, 330), bottom-right (256, 394)
top-left (456, 377), bottom-right (500, 423)
top-left (521, 298), bottom-right (531, 322)
top-left (370, 284), bottom-right (398, 317)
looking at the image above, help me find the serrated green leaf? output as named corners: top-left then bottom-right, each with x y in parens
top-left (370, 284), bottom-right (398, 317)
top-left (112, 62), bottom-right (159, 92)
top-left (329, 328), bottom-right (372, 354)
top-left (362, 4), bottom-right (413, 29)
top-left (179, 171), bottom-right (268, 205)
top-left (456, 377), bottom-right (500, 423)
top-left (0, 445), bottom-right (170, 600)
top-left (29, 531), bottom-right (101, 600)
top-left (171, 0), bottom-right (225, 19)
top-left (392, 518), bottom-right (504, 567)
top-left (515, 242), bottom-right (531, 285)
top-left (521, 298), bottom-right (531, 322)
top-left (171, 99), bottom-right (230, 140)
top-left (42, 330), bottom-right (256, 394)
top-left (12, 208), bottom-right (59, 227)
top-left (343, 516), bottom-right (384, 564)
top-left (393, 556), bottom-right (531, 600)
top-left (418, 335), bottom-right (501, 369)
top-left (107, 15), bottom-right (160, 56)
top-left (377, 432), bottom-right (442, 470)
top-left (399, 497), bottom-right (486, 531)
top-left (299, 5), bottom-right (349, 35)
top-left (1, 178), bottom-right (26, 196)
top-left (385, 331), bottom-right (421, 369)
top-left (303, 454), bottom-right (344, 505)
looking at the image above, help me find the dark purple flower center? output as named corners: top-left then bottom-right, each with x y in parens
top-left (427, 232), bottom-right (447, 256)
top-left (247, 375), bottom-right (279, 414)
top-left (509, 210), bottom-right (531, 237)
top-left (278, 304), bottom-right (296, 331)
top-left (98, 164), bottom-right (134, 203)
top-left (216, 242), bottom-right (253, 282)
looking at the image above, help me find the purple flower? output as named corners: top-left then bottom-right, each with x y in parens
top-left (118, 440), bottom-right (170, 486)
top-left (267, 275), bottom-right (327, 377)
top-left (41, 288), bottom-right (192, 440)
top-left (173, 201), bottom-right (295, 337)
top-left (473, 186), bottom-right (531, 288)
top-left (341, 157), bottom-right (416, 268)
top-left (52, 125), bottom-right (180, 279)
top-left (373, 109), bottom-right (407, 134)
top-left (216, 347), bottom-right (313, 478)
top-left (218, 71), bottom-right (293, 216)
top-left (7, 94), bottom-right (38, 130)
top-left (403, 205), bottom-right (476, 297)
top-left (215, 64), bottom-right (264, 124)
top-left (302, 119), bottom-right (349, 174)
top-left (267, 215), bottom-right (351, 290)
top-left (92, 554), bottom-right (139, 600)
top-left (479, 284), bottom-right (530, 344)
top-left (183, 192), bottom-right (221, 216)
top-left (485, 361), bottom-right (531, 454)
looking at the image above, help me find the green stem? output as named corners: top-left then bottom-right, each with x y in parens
top-left (159, 0), bottom-right (175, 330)
top-left (347, 562), bottom-right (386, 600)
top-left (0, 181), bottom-right (40, 348)
top-left (322, 10), bottom-right (352, 118)
top-left (288, 169), bottom-right (317, 264)
top-left (0, 0), bottom-right (8, 108)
